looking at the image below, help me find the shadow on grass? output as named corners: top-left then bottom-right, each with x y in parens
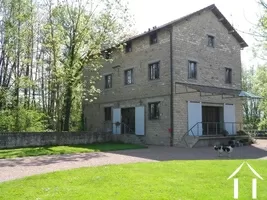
top-left (0, 143), bottom-right (147, 167)
top-left (108, 141), bottom-right (267, 161)
top-left (0, 152), bottom-right (106, 168)
top-left (0, 141), bottom-right (266, 169)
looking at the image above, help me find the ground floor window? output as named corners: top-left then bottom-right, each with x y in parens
top-left (148, 102), bottom-right (160, 119)
top-left (104, 107), bottom-right (112, 121)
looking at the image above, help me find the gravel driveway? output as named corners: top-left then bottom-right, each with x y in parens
top-left (0, 140), bottom-right (267, 183)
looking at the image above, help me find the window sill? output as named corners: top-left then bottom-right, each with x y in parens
top-left (124, 83), bottom-right (135, 87)
top-left (149, 118), bottom-right (160, 121)
top-left (149, 78), bottom-right (161, 81)
top-left (187, 78), bottom-right (197, 82)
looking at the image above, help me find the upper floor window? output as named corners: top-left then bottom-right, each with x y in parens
top-left (150, 32), bottom-right (158, 45)
top-left (148, 102), bottom-right (160, 120)
top-left (124, 69), bottom-right (133, 85)
top-left (188, 61), bottom-right (197, 79)
top-left (105, 74), bottom-right (112, 89)
top-left (225, 68), bottom-right (232, 84)
top-left (104, 107), bottom-right (112, 121)
top-left (103, 49), bottom-right (112, 59)
top-left (125, 41), bottom-right (132, 53)
top-left (208, 35), bottom-right (215, 47)
top-left (149, 62), bottom-right (160, 80)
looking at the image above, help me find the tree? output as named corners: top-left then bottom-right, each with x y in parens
top-left (41, 0), bottom-right (132, 131)
top-left (242, 66), bottom-right (261, 128)
top-left (252, 66), bottom-right (267, 129)
top-left (0, 0), bottom-right (133, 132)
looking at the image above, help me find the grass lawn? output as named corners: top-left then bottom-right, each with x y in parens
top-left (0, 160), bottom-right (267, 200)
top-left (0, 143), bottom-right (146, 159)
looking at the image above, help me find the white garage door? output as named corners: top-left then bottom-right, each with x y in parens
top-left (112, 108), bottom-right (121, 134)
top-left (135, 106), bottom-right (145, 135)
top-left (188, 101), bottom-right (202, 136)
top-left (224, 104), bottom-right (236, 135)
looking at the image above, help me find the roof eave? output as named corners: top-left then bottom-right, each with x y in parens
top-left (210, 6), bottom-right (248, 48)
top-left (125, 4), bottom-right (248, 49)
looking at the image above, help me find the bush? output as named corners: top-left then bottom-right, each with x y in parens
top-left (0, 108), bottom-right (47, 132)
top-left (236, 130), bottom-right (247, 135)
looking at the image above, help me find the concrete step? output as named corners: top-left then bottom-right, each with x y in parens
top-left (183, 135), bottom-right (199, 148)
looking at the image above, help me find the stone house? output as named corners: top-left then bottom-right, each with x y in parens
top-left (83, 4), bottom-right (254, 147)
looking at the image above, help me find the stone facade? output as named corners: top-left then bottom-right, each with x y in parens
top-left (83, 5), bottom-right (246, 146)
top-left (84, 27), bottom-right (172, 145)
top-left (171, 9), bottom-right (244, 145)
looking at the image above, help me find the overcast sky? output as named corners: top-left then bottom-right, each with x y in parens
top-left (128, 0), bottom-right (264, 68)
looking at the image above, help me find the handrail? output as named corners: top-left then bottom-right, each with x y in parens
top-left (180, 122), bottom-right (201, 147)
top-left (180, 122), bottom-right (256, 147)
top-left (121, 122), bottom-right (135, 134)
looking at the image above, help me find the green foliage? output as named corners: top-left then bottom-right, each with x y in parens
top-left (0, 0), bottom-right (133, 132)
top-left (253, 66), bottom-right (267, 129)
top-left (242, 67), bottom-right (262, 128)
top-left (0, 108), bottom-right (47, 132)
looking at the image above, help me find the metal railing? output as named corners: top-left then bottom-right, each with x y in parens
top-left (180, 122), bottom-right (254, 147)
top-left (186, 122), bottom-right (250, 137)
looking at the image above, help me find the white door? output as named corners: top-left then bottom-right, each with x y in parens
top-left (224, 104), bottom-right (236, 135)
top-left (135, 106), bottom-right (145, 135)
top-left (112, 108), bottom-right (121, 134)
top-left (188, 101), bottom-right (202, 136)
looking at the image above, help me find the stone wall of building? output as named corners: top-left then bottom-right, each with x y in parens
top-left (171, 9), bottom-right (243, 146)
top-left (83, 8), bottom-right (244, 147)
top-left (83, 27), bottom-right (172, 145)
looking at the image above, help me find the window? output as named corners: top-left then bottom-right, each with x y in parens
top-left (124, 69), bottom-right (133, 85)
top-left (150, 32), bottom-right (158, 45)
top-left (208, 35), bottom-right (214, 47)
top-left (125, 42), bottom-right (132, 53)
top-left (149, 62), bottom-right (160, 80)
top-left (225, 68), bottom-right (232, 84)
top-left (105, 74), bottom-right (112, 89)
top-left (149, 102), bottom-right (160, 120)
top-left (104, 107), bottom-right (112, 121)
top-left (188, 61), bottom-right (197, 79)
top-left (102, 49), bottom-right (112, 59)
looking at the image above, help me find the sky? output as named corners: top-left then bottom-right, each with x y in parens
top-left (128, 0), bottom-right (264, 69)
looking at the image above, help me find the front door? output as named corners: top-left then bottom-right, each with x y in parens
top-left (121, 107), bottom-right (135, 134)
top-left (202, 106), bottom-right (220, 135)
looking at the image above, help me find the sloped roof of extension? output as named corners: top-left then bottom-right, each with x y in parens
top-left (175, 82), bottom-right (262, 99)
top-left (126, 4), bottom-right (248, 48)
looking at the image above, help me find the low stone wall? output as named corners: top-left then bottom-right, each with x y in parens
top-left (112, 134), bottom-right (146, 145)
top-left (0, 132), bottom-right (112, 149)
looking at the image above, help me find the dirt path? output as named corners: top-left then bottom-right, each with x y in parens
top-left (1, 140), bottom-right (267, 183)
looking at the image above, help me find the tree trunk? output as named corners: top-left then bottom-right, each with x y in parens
top-left (63, 85), bottom-right (72, 131)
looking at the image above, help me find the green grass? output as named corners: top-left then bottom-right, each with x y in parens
top-left (0, 143), bottom-right (146, 159)
top-left (0, 160), bottom-right (267, 200)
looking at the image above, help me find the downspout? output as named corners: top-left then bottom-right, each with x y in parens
top-left (169, 25), bottom-right (174, 147)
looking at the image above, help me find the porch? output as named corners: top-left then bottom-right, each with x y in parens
top-left (181, 121), bottom-right (253, 148)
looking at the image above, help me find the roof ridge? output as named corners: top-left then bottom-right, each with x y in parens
top-left (125, 4), bottom-right (247, 48)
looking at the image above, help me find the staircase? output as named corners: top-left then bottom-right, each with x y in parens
top-left (182, 135), bottom-right (199, 148)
